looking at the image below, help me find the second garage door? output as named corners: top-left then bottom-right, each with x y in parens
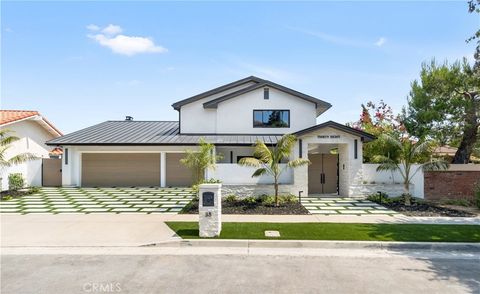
top-left (166, 153), bottom-right (194, 187)
top-left (82, 153), bottom-right (160, 187)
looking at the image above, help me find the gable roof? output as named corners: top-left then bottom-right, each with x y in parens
top-left (0, 110), bottom-right (62, 136)
top-left (46, 120), bottom-right (282, 146)
top-left (172, 76), bottom-right (262, 110)
top-left (171, 76), bottom-right (332, 116)
top-left (293, 120), bottom-right (376, 142)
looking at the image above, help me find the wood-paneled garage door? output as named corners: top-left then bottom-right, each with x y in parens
top-left (82, 153), bottom-right (160, 187)
top-left (166, 153), bottom-right (194, 187)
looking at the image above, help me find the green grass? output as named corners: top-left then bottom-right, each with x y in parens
top-left (166, 222), bottom-right (480, 242)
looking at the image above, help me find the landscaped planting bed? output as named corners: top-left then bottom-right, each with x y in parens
top-left (368, 194), bottom-right (477, 217)
top-left (167, 222), bottom-right (480, 242)
top-left (181, 195), bottom-right (309, 215)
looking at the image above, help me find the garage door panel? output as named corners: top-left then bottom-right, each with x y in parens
top-left (82, 153), bottom-right (160, 187)
top-left (166, 153), bottom-right (194, 187)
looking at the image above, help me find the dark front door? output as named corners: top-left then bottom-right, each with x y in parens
top-left (308, 153), bottom-right (338, 194)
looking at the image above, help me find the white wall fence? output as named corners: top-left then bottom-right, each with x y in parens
top-left (361, 163), bottom-right (480, 199)
top-left (210, 163), bottom-right (293, 185)
top-left (361, 164), bottom-right (424, 198)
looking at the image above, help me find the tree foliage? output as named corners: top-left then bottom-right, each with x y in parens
top-left (238, 134), bottom-right (310, 206)
top-left (375, 134), bottom-right (449, 205)
top-left (350, 100), bottom-right (405, 163)
top-left (180, 138), bottom-right (223, 185)
top-left (403, 59), bottom-right (479, 163)
top-left (0, 129), bottom-right (39, 168)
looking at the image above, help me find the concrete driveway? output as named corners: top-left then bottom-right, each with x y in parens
top-left (0, 213), bottom-right (196, 246)
top-left (0, 187), bottom-right (194, 214)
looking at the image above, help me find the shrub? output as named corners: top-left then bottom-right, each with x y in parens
top-left (28, 186), bottom-right (41, 194)
top-left (243, 196), bottom-right (258, 205)
top-left (279, 194), bottom-right (298, 204)
top-left (366, 192), bottom-right (389, 204)
top-left (224, 194), bottom-right (238, 203)
top-left (260, 195), bottom-right (276, 206)
top-left (8, 173), bottom-right (25, 191)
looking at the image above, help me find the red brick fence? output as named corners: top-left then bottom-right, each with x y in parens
top-left (424, 165), bottom-right (480, 201)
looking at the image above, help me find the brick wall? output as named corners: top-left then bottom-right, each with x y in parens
top-left (424, 171), bottom-right (480, 201)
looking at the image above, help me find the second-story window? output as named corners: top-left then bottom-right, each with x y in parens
top-left (253, 110), bottom-right (290, 128)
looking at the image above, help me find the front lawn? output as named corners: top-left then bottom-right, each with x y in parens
top-left (166, 222), bottom-right (480, 242)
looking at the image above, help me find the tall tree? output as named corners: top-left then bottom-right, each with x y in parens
top-left (467, 0), bottom-right (479, 72)
top-left (404, 59), bottom-right (479, 163)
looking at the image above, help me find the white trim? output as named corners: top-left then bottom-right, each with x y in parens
top-left (160, 152), bottom-right (166, 187)
top-left (1, 115), bottom-right (62, 137)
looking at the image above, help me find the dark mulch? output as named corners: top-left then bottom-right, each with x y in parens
top-left (381, 201), bottom-right (476, 217)
top-left (181, 200), bottom-right (310, 215)
top-left (1, 189), bottom-right (32, 200)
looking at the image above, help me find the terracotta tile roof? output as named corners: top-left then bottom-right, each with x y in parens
top-left (49, 147), bottom-right (63, 155)
top-left (0, 110), bottom-right (39, 125)
top-left (0, 110), bottom-right (62, 136)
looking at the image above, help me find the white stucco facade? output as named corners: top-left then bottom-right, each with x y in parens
top-left (1, 117), bottom-right (61, 190)
top-left (51, 76), bottom-right (376, 198)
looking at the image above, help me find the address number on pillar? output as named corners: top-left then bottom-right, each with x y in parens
top-left (202, 192), bottom-right (215, 207)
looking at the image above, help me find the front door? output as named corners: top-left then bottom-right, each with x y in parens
top-left (308, 153), bottom-right (338, 194)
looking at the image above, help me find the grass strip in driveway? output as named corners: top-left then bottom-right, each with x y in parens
top-left (166, 222), bottom-right (480, 242)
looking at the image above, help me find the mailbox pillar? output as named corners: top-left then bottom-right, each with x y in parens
top-left (198, 183), bottom-right (222, 237)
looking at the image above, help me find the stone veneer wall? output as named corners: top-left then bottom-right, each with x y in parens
top-left (424, 171), bottom-right (480, 201)
top-left (349, 184), bottom-right (412, 198)
top-left (221, 184), bottom-right (295, 198)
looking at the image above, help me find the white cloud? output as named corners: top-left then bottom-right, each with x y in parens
top-left (375, 37), bottom-right (387, 47)
top-left (87, 24), bottom-right (167, 56)
top-left (86, 24), bottom-right (100, 31)
top-left (4, 27), bottom-right (13, 33)
top-left (102, 24), bottom-right (122, 35)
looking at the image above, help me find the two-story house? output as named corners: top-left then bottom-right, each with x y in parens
top-left (46, 76), bottom-right (374, 197)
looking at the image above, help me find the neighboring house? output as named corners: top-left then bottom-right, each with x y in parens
top-left (46, 76), bottom-right (374, 197)
top-left (1, 110), bottom-right (62, 190)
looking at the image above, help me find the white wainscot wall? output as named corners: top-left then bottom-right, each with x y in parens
top-left (360, 164), bottom-right (424, 198)
top-left (211, 164), bottom-right (293, 185)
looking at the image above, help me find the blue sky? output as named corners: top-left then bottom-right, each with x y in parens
top-left (2, 1), bottom-right (477, 133)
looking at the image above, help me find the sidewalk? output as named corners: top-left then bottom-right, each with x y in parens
top-left (168, 214), bottom-right (480, 225)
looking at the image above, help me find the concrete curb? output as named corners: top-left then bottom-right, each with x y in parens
top-left (147, 239), bottom-right (480, 251)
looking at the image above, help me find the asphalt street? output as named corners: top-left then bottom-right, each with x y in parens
top-left (1, 247), bottom-right (478, 294)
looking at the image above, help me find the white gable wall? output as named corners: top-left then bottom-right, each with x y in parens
top-left (216, 88), bottom-right (317, 134)
top-left (1, 119), bottom-right (56, 190)
top-left (179, 82), bottom-right (257, 134)
top-left (179, 85), bottom-right (317, 134)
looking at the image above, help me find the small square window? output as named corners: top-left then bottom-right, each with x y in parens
top-left (264, 88), bottom-right (269, 99)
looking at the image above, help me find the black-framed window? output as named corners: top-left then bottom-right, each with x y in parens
top-left (253, 110), bottom-right (290, 128)
top-left (264, 88), bottom-right (269, 99)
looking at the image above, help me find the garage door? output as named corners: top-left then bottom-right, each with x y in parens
top-left (166, 153), bottom-right (194, 187)
top-left (82, 153), bottom-right (160, 187)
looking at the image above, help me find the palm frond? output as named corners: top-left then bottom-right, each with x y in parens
top-left (251, 168), bottom-right (268, 177)
top-left (412, 141), bottom-right (432, 157)
top-left (238, 157), bottom-right (262, 168)
top-left (287, 158), bottom-right (310, 168)
top-left (253, 140), bottom-right (272, 163)
top-left (8, 153), bottom-right (40, 165)
top-left (376, 161), bottom-right (399, 172)
top-left (422, 159), bottom-right (449, 171)
top-left (378, 134), bottom-right (402, 150)
top-left (0, 134), bottom-right (20, 147)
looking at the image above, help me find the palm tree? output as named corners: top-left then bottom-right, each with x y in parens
top-left (238, 134), bottom-right (310, 206)
top-left (0, 129), bottom-right (39, 168)
top-left (375, 134), bottom-right (449, 205)
top-left (180, 138), bottom-right (223, 185)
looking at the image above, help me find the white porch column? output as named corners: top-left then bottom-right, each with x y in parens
top-left (160, 152), bottom-right (166, 187)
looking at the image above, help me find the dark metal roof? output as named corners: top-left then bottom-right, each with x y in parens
top-left (293, 121), bottom-right (376, 142)
top-left (171, 76), bottom-right (262, 110)
top-left (46, 121), bottom-right (283, 146)
top-left (171, 76), bottom-right (331, 116)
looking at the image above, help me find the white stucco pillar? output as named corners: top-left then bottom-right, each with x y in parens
top-left (160, 152), bottom-right (166, 187)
